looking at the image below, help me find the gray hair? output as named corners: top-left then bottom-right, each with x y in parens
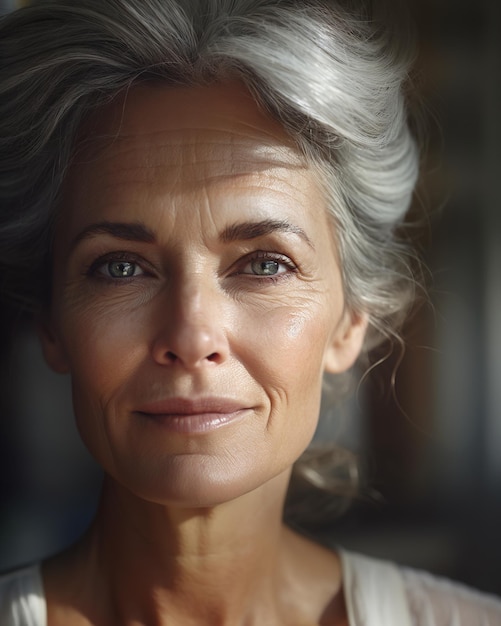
top-left (0, 0), bottom-right (420, 353)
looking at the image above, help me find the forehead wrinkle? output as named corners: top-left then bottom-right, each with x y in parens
top-left (86, 168), bottom-right (314, 205)
top-left (74, 139), bottom-right (308, 195)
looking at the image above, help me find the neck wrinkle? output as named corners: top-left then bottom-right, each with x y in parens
top-left (86, 471), bottom-right (293, 626)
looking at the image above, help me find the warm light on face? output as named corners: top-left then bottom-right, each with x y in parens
top-left (40, 82), bottom-right (367, 508)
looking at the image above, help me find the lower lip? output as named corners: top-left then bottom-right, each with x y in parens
top-left (136, 410), bottom-right (249, 434)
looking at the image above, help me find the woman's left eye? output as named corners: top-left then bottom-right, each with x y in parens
top-left (239, 254), bottom-right (296, 278)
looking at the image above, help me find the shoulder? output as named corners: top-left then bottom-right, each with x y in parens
top-left (401, 565), bottom-right (501, 626)
top-left (0, 564), bottom-right (46, 626)
top-left (340, 550), bottom-right (501, 626)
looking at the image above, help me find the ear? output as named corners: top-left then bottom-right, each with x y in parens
top-left (323, 310), bottom-right (368, 374)
top-left (36, 314), bottom-right (70, 374)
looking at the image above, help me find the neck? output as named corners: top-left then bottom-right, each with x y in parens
top-left (74, 471), bottom-right (299, 625)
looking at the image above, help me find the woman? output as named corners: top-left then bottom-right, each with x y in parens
top-left (0, 1), bottom-right (500, 624)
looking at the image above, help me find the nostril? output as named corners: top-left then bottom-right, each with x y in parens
top-left (163, 350), bottom-right (219, 365)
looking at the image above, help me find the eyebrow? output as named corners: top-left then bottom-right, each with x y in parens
top-left (70, 218), bottom-right (313, 249)
top-left (220, 219), bottom-right (313, 247)
top-left (72, 221), bottom-right (156, 247)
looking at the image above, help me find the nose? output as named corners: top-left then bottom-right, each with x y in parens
top-left (151, 279), bottom-right (229, 370)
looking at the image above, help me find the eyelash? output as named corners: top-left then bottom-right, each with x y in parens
top-left (84, 250), bottom-right (298, 284)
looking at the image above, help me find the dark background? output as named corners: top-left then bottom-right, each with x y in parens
top-left (1, 0), bottom-right (501, 596)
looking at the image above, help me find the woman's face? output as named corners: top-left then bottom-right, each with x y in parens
top-left (41, 82), bottom-right (366, 507)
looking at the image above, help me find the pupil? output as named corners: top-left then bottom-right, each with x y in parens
top-left (110, 261), bottom-right (134, 277)
top-left (253, 260), bottom-right (279, 276)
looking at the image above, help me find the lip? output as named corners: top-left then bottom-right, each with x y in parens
top-left (135, 397), bottom-right (251, 434)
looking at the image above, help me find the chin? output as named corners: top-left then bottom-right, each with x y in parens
top-left (107, 452), bottom-right (290, 509)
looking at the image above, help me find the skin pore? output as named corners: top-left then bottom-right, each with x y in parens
top-left (39, 82), bottom-right (367, 625)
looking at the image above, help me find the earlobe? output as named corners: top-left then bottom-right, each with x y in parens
top-left (36, 316), bottom-right (70, 374)
top-left (323, 310), bottom-right (368, 374)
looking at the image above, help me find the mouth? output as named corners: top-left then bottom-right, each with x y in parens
top-left (134, 397), bottom-right (251, 434)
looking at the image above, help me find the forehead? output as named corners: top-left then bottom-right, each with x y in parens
top-left (59, 81), bottom-right (332, 250)
top-left (71, 81), bottom-right (307, 186)
top-left (60, 82), bottom-right (329, 234)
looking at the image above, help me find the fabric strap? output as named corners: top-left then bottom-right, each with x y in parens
top-left (0, 564), bottom-right (46, 626)
top-left (340, 550), bottom-right (413, 626)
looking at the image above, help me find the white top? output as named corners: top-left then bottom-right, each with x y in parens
top-left (1, 551), bottom-right (501, 625)
top-left (340, 552), bottom-right (501, 625)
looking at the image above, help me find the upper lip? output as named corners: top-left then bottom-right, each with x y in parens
top-left (136, 397), bottom-right (248, 415)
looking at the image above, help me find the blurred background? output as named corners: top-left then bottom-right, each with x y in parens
top-left (1, 0), bottom-right (501, 596)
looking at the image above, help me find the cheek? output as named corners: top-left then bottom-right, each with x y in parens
top-left (244, 289), bottom-right (337, 356)
top-left (236, 297), bottom-right (336, 400)
top-left (56, 304), bottom-right (151, 472)
top-left (246, 305), bottom-right (331, 462)
top-left (57, 299), bottom-right (148, 405)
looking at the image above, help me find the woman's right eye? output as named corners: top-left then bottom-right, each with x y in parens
top-left (86, 254), bottom-right (147, 280)
top-left (103, 260), bottom-right (143, 278)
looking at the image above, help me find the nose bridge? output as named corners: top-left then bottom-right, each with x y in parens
top-left (173, 267), bottom-right (219, 331)
top-left (154, 268), bottom-right (228, 368)
top-left (178, 273), bottom-right (207, 319)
